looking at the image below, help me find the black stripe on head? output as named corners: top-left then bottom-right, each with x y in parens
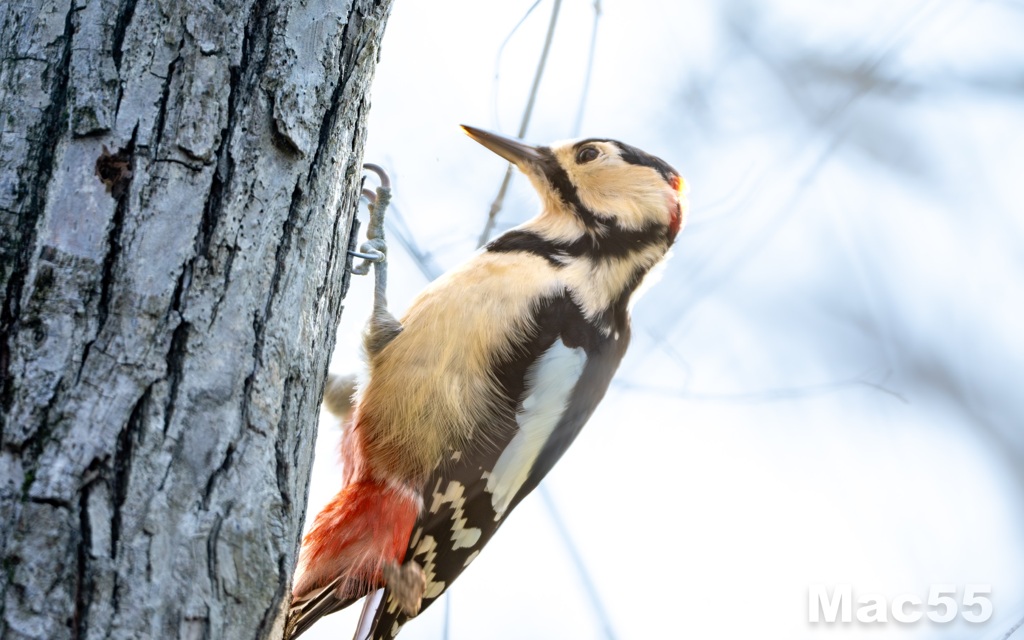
top-left (536, 146), bottom-right (599, 229)
top-left (573, 138), bottom-right (678, 185)
top-left (612, 141), bottom-right (679, 184)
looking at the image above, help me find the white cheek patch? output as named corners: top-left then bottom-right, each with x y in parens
top-left (485, 339), bottom-right (587, 519)
top-left (561, 245), bottom-right (665, 322)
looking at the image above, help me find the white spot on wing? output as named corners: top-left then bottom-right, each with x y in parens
top-left (429, 479), bottom-right (482, 550)
top-left (485, 338), bottom-right (586, 519)
top-left (409, 534), bottom-right (446, 600)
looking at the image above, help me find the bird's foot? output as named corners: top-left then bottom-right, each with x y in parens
top-left (349, 163), bottom-right (402, 356)
top-left (382, 560), bottom-right (426, 616)
top-left (350, 163), bottom-right (391, 275)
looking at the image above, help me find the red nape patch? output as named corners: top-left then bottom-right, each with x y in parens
top-left (668, 204), bottom-right (683, 242)
top-left (667, 176), bottom-right (683, 241)
top-left (294, 480), bottom-right (420, 599)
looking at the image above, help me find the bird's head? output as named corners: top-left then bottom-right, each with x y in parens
top-left (462, 125), bottom-right (687, 245)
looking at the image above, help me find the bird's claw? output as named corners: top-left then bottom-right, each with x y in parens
top-left (350, 238), bottom-right (386, 275)
top-left (349, 164), bottom-right (392, 274)
top-left (382, 561), bottom-right (426, 617)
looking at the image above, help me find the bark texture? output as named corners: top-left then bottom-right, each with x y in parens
top-left (0, 0), bottom-right (393, 637)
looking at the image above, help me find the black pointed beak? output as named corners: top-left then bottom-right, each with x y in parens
top-left (461, 125), bottom-right (544, 169)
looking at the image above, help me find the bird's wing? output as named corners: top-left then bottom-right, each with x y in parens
top-left (361, 292), bottom-right (630, 639)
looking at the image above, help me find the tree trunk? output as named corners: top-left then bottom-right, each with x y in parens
top-left (0, 0), bottom-right (393, 638)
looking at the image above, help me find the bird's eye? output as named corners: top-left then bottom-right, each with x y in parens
top-left (576, 146), bottom-right (600, 164)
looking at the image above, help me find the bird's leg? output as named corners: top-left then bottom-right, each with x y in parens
top-left (350, 164), bottom-right (403, 356)
top-left (322, 373), bottom-right (358, 420)
top-left (382, 560), bottom-right (426, 616)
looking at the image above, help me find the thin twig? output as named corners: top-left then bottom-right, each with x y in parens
top-left (477, 164), bottom-right (516, 249)
top-left (492, 0), bottom-right (544, 131)
top-left (539, 486), bottom-right (618, 640)
top-left (996, 611), bottom-right (1024, 640)
top-left (572, 0), bottom-right (602, 137)
top-left (442, 590), bottom-right (451, 640)
top-left (478, 0), bottom-right (563, 247)
top-left (381, 200), bottom-right (442, 281)
top-left (632, 0), bottom-right (948, 375)
top-left (516, 0), bottom-right (562, 140)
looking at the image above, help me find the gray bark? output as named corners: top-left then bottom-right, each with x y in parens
top-left (0, 0), bottom-right (393, 638)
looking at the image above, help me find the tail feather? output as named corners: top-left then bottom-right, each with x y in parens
top-left (286, 576), bottom-right (354, 640)
top-left (289, 479), bottom-right (420, 637)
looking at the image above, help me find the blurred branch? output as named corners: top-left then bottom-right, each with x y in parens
top-left (377, 199), bottom-right (444, 281)
top-left (479, 0), bottom-right (563, 247)
top-left (996, 607), bottom-right (1024, 640)
top-left (492, 0), bottom-right (544, 131)
top-left (615, 367), bottom-right (907, 405)
top-left (634, 0), bottom-right (951, 368)
top-left (538, 486), bottom-right (618, 640)
top-left (682, 161), bottom-right (758, 230)
top-left (723, 0), bottom-right (933, 123)
top-left (572, 0), bottom-right (602, 137)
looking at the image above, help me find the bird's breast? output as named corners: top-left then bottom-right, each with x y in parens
top-left (354, 251), bottom-right (564, 481)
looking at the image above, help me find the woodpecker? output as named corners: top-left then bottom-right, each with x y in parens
top-left (287, 126), bottom-right (688, 640)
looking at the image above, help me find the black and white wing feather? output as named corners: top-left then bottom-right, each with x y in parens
top-left (361, 292), bottom-right (630, 639)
